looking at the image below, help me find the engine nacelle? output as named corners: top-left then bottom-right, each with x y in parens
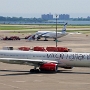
top-left (39, 63), bottom-right (58, 72)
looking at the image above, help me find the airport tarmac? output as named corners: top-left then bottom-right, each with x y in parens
top-left (0, 32), bottom-right (90, 90)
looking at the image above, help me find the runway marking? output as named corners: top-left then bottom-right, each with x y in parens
top-left (33, 80), bottom-right (43, 82)
top-left (59, 82), bottom-right (90, 85)
top-left (0, 82), bottom-right (19, 89)
top-left (13, 81), bottom-right (26, 83)
top-left (0, 82), bottom-right (29, 90)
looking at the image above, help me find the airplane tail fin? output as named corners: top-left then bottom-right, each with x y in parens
top-left (61, 22), bottom-right (68, 33)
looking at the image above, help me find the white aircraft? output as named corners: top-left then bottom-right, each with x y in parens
top-left (0, 50), bottom-right (90, 73)
top-left (28, 23), bottom-right (68, 41)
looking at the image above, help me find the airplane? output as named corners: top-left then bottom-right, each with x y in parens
top-left (28, 23), bottom-right (68, 41)
top-left (0, 50), bottom-right (90, 73)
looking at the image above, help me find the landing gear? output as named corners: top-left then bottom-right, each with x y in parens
top-left (30, 69), bottom-right (39, 73)
top-left (44, 37), bottom-right (48, 41)
top-left (30, 66), bottom-right (40, 73)
top-left (37, 37), bottom-right (40, 41)
top-left (54, 38), bottom-right (56, 41)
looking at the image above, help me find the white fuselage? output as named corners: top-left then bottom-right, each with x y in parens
top-left (36, 31), bottom-right (68, 38)
top-left (0, 50), bottom-right (90, 67)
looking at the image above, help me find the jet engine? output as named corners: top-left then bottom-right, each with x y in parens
top-left (39, 63), bottom-right (58, 72)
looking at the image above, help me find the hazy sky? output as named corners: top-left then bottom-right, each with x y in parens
top-left (0, 0), bottom-right (90, 18)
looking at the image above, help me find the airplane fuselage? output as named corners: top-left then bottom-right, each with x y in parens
top-left (36, 31), bottom-right (68, 38)
top-left (0, 50), bottom-right (90, 67)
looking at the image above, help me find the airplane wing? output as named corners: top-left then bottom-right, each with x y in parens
top-left (0, 58), bottom-right (58, 66)
top-left (37, 32), bottom-right (50, 38)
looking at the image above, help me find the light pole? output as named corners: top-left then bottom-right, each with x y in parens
top-left (55, 14), bottom-right (58, 47)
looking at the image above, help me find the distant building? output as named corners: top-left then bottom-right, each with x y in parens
top-left (41, 14), bottom-right (53, 20)
top-left (87, 16), bottom-right (90, 19)
top-left (59, 14), bottom-right (70, 20)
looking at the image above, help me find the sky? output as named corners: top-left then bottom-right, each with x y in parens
top-left (0, 0), bottom-right (90, 18)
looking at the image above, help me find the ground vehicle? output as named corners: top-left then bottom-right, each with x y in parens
top-left (3, 36), bottom-right (20, 40)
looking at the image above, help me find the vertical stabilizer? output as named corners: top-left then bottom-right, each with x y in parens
top-left (61, 23), bottom-right (67, 33)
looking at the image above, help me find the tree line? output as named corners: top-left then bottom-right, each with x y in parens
top-left (0, 16), bottom-right (90, 23)
top-left (0, 16), bottom-right (46, 22)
